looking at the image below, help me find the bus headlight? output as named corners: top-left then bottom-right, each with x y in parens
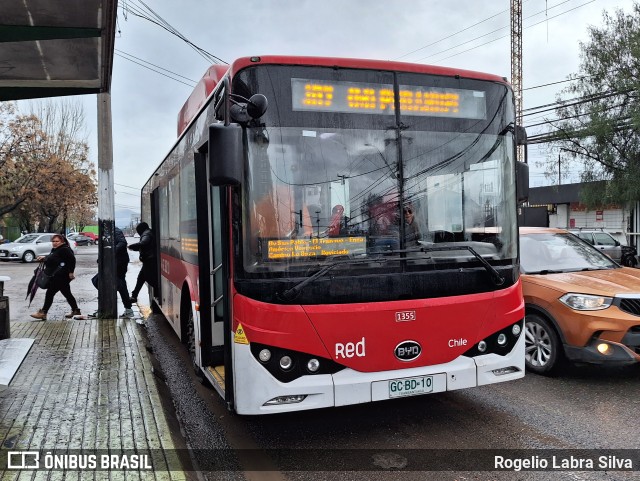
top-left (264, 395), bottom-right (307, 406)
top-left (279, 356), bottom-right (293, 370)
top-left (258, 349), bottom-right (271, 362)
top-left (307, 358), bottom-right (320, 372)
top-left (478, 341), bottom-right (487, 353)
top-left (497, 333), bottom-right (507, 346)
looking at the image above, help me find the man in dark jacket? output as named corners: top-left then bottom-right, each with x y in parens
top-left (128, 222), bottom-right (158, 303)
top-left (115, 227), bottom-right (134, 318)
top-left (90, 227), bottom-right (134, 318)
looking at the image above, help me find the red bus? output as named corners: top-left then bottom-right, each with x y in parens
top-left (141, 56), bottom-right (529, 414)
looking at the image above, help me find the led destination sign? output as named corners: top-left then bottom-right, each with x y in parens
top-left (266, 236), bottom-right (367, 260)
top-left (291, 78), bottom-right (486, 119)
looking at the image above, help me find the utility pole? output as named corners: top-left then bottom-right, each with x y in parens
top-left (97, 92), bottom-right (117, 318)
top-left (510, 0), bottom-right (523, 162)
top-left (558, 151), bottom-right (561, 185)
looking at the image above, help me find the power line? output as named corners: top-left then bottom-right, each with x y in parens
top-left (114, 52), bottom-right (197, 88)
top-left (115, 182), bottom-right (142, 190)
top-left (430, 0), bottom-right (595, 64)
top-left (393, 6), bottom-right (511, 61)
top-left (120, 0), bottom-right (227, 65)
top-left (398, 0), bottom-right (588, 64)
top-left (116, 49), bottom-right (198, 84)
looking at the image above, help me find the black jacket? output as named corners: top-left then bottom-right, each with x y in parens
top-left (115, 227), bottom-right (130, 276)
top-left (44, 245), bottom-right (76, 285)
top-left (115, 228), bottom-right (129, 262)
top-left (128, 228), bottom-right (156, 263)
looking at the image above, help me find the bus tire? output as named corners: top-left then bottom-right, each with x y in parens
top-left (181, 291), bottom-right (199, 374)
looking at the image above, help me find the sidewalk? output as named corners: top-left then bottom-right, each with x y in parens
top-left (0, 259), bottom-right (192, 479)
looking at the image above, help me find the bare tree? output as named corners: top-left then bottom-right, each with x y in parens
top-left (0, 100), bottom-right (97, 231)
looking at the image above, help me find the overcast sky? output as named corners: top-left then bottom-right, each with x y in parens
top-left (18, 0), bottom-right (639, 212)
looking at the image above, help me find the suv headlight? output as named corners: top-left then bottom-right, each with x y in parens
top-left (559, 293), bottom-right (612, 311)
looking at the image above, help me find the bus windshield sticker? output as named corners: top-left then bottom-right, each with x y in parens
top-left (264, 236), bottom-right (367, 260)
top-left (291, 78), bottom-right (486, 119)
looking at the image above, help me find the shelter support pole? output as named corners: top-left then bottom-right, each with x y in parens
top-left (97, 92), bottom-right (117, 318)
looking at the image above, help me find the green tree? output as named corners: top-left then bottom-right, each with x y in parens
top-left (549, 3), bottom-right (640, 207)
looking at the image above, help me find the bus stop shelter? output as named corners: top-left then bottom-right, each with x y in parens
top-left (0, 0), bottom-right (117, 100)
top-left (0, 0), bottom-right (118, 384)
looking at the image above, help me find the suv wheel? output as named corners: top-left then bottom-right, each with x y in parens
top-left (525, 314), bottom-right (562, 375)
top-left (22, 250), bottom-right (35, 263)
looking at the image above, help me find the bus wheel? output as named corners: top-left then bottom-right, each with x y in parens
top-left (524, 314), bottom-right (562, 375)
top-left (183, 302), bottom-right (199, 373)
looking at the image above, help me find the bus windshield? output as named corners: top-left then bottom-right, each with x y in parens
top-left (236, 66), bottom-right (517, 275)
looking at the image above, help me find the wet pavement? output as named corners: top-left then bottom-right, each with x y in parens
top-left (0, 244), bottom-right (195, 479)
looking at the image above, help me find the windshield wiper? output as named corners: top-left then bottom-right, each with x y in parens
top-left (528, 269), bottom-right (563, 275)
top-left (280, 257), bottom-right (388, 301)
top-left (418, 245), bottom-right (505, 286)
top-left (280, 245), bottom-right (504, 301)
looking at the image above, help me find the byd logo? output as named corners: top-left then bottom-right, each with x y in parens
top-left (394, 340), bottom-right (422, 361)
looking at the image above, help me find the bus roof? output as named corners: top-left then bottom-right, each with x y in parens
top-left (229, 55), bottom-right (508, 84)
top-left (177, 64), bottom-right (229, 136)
top-left (176, 56), bottom-right (510, 136)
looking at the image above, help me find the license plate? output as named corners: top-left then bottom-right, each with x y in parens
top-left (388, 376), bottom-right (433, 398)
top-left (0, 252), bottom-right (6, 257)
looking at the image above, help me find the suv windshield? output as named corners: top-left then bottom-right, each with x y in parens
top-left (236, 65), bottom-right (518, 276)
top-left (520, 233), bottom-right (617, 273)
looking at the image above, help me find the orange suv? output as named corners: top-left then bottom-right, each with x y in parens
top-left (520, 227), bottom-right (640, 374)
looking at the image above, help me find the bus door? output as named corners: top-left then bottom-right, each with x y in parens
top-left (195, 148), bottom-right (233, 405)
top-left (150, 187), bottom-right (161, 306)
top-left (209, 183), bottom-right (227, 359)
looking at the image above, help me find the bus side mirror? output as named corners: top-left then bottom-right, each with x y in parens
top-left (515, 125), bottom-right (527, 146)
top-left (208, 123), bottom-right (243, 186)
top-left (516, 161), bottom-right (529, 204)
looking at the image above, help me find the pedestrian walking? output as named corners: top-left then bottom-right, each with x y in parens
top-left (30, 234), bottom-right (80, 320)
top-left (128, 222), bottom-right (157, 303)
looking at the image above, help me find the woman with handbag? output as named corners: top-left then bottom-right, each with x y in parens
top-left (30, 234), bottom-right (80, 320)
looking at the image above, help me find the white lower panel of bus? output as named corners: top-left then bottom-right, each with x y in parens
top-left (475, 328), bottom-right (525, 386)
top-left (334, 356), bottom-right (476, 406)
top-left (232, 333), bottom-right (524, 415)
top-left (233, 343), bottom-right (335, 415)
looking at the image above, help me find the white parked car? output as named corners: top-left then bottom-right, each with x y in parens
top-left (0, 233), bottom-right (77, 262)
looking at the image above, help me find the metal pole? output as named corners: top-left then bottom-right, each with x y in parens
top-left (97, 93), bottom-right (117, 318)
